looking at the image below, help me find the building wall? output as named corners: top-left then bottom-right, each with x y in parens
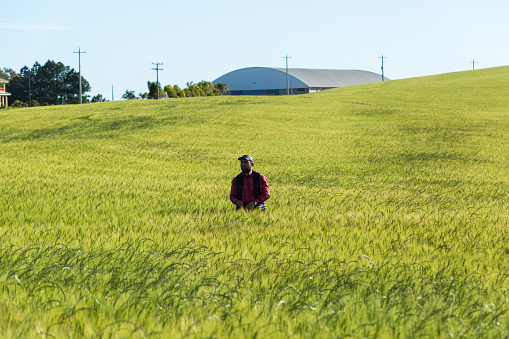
top-left (213, 67), bottom-right (308, 92)
top-left (227, 88), bottom-right (313, 96)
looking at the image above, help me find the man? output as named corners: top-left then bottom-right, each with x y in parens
top-left (230, 155), bottom-right (270, 211)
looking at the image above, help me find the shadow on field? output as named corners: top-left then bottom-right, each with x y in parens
top-left (3, 115), bottom-right (193, 142)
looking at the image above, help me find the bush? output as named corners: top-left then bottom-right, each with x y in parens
top-left (12, 100), bottom-right (27, 108)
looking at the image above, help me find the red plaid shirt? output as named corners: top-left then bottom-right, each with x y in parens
top-left (230, 170), bottom-right (270, 206)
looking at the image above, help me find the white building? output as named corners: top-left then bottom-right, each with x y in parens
top-left (0, 79), bottom-right (10, 107)
top-left (213, 67), bottom-right (387, 96)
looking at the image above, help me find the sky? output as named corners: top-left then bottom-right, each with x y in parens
top-left (1, 0), bottom-right (508, 100)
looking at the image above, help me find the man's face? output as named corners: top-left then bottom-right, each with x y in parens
top-left (240, 159), bottom-right (253, 173)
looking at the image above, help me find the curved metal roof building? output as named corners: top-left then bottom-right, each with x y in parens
top-left (212, 67), bottom-right (386, 95)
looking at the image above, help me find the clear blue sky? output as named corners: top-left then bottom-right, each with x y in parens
top-left (2, 0), bottom-right (508, 100)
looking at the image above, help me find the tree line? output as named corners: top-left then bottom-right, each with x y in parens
top-left (122, 80), bottom-right (228, 100)
top-left (1, 60), bottom-right (229, 107)
top-left (1, 61), bottom-right (95, 107)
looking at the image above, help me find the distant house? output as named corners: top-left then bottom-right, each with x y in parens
top-left (0, 78), bottom-right (10, 108)
top-left (212, 67), bottom-right (387, 96)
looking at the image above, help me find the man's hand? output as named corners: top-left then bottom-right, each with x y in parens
top-left (234, 199), bottom-right (244, 208)
top-left (246, 201), bottom-right (256, 210)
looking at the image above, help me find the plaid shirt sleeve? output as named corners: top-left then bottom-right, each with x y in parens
top-left (255, 174), bottom-right (270, 205)
top-left (230, 178), bottom-right (238, 205)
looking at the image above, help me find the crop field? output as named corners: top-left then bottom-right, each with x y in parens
top-left (1, 66), bottom-right (509, 338)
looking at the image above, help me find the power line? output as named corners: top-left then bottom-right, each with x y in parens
top-left (73, 47), bottom-right (86, 104)
top-left (152, 62), bottom-right (163, 99)
top-left (283, 54), bottom-right (291, 95)
top-left (379, 54), bottom-right (386, 81)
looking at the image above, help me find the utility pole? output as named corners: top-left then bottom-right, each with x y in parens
top-left (379, 54), bottom-right (386, 81)
top-left (73, 47), bottom-right (86, 104)
top-left (283, 54), bottom-right (291, 95)
top-left (28, 70), bottom-right (31, 107)
top-left (471, 59), bottom-right (478, 70)
top-left (112, 85), bottom-right (114, 101)
top-left (152, 62), bottom-right (163, 99)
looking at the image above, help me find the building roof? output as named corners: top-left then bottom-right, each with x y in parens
top-left (213, 67), bottom-right (386, 91)
top-left (274, 68), bottom-right (385, 88)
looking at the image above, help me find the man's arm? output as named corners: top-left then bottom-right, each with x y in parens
top-left (230, 178), bottom-right (243, 207)
top-left (254, 174), bottom-right (270, 205)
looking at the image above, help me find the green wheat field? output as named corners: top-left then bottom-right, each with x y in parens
top-left (1, 66), bottom-right (509, 338)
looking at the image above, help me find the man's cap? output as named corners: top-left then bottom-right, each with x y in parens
top-left (238, 155), bottom-right (254, 162)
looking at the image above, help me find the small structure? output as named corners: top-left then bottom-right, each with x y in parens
top-left (0, 78), bottom-right (10, 108)
top-left (212, 67), bottom-right (387, 96)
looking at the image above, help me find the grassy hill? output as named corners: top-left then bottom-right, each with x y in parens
top-left (1, 66), bottom-right (509, 337)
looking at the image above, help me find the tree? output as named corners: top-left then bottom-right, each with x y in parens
top-left (8, 73), bottom-right (28, 104)
top-left (63, 67), bottom-right (90, 104)
top-left (160, 81), bottom-right (228, 99)
top-left (146, 81), bottom-right (167, 99)
top-left (197, 80), bottom-right (216, 96)
top-left (215, 82), bottom-right (229, 94)
top-left (184, 82), bottom-right (203, 97)
top-left (121, 90), bottom-right (136, 100)
top-left (164, 85), bottom-right (177, 98)
top-left (164, 84), bottom-right (185, 98)
top-left (0, 67), bottom-right (16, 80)
top-left (5, 60), bottom-right (91, 106)
top-left (91, 94), bottom-right (107, 103)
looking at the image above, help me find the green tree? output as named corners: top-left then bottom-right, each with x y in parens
top-left (147, 81), bottom-right (167, 99)
top-left (8, 72), bottom-right (28, 104)
top-left (63, 68), bottom-right (90, 104)
top-left (184, 81), bottom-right (203, 97)
top-left (215, 82), bottom-right (229, 94)
top-left (197, 80), bottom-right (215, 96)
top-left (161, 81), bottom-right (227, 99)
top-left (0, 67), bottom-right (16, 80)
top-left (91, 94), bottom-right (107, 103)
top-left (176, 85), bottom-right (185, 97)
top-left (164, 85), bottom-right (177, 98)
top-left (164, 85), bottom-right (185, 98)
top-left (121, 90), bottom-right (136, 100)
top-left (6, 60), bottom-right (90, 105)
